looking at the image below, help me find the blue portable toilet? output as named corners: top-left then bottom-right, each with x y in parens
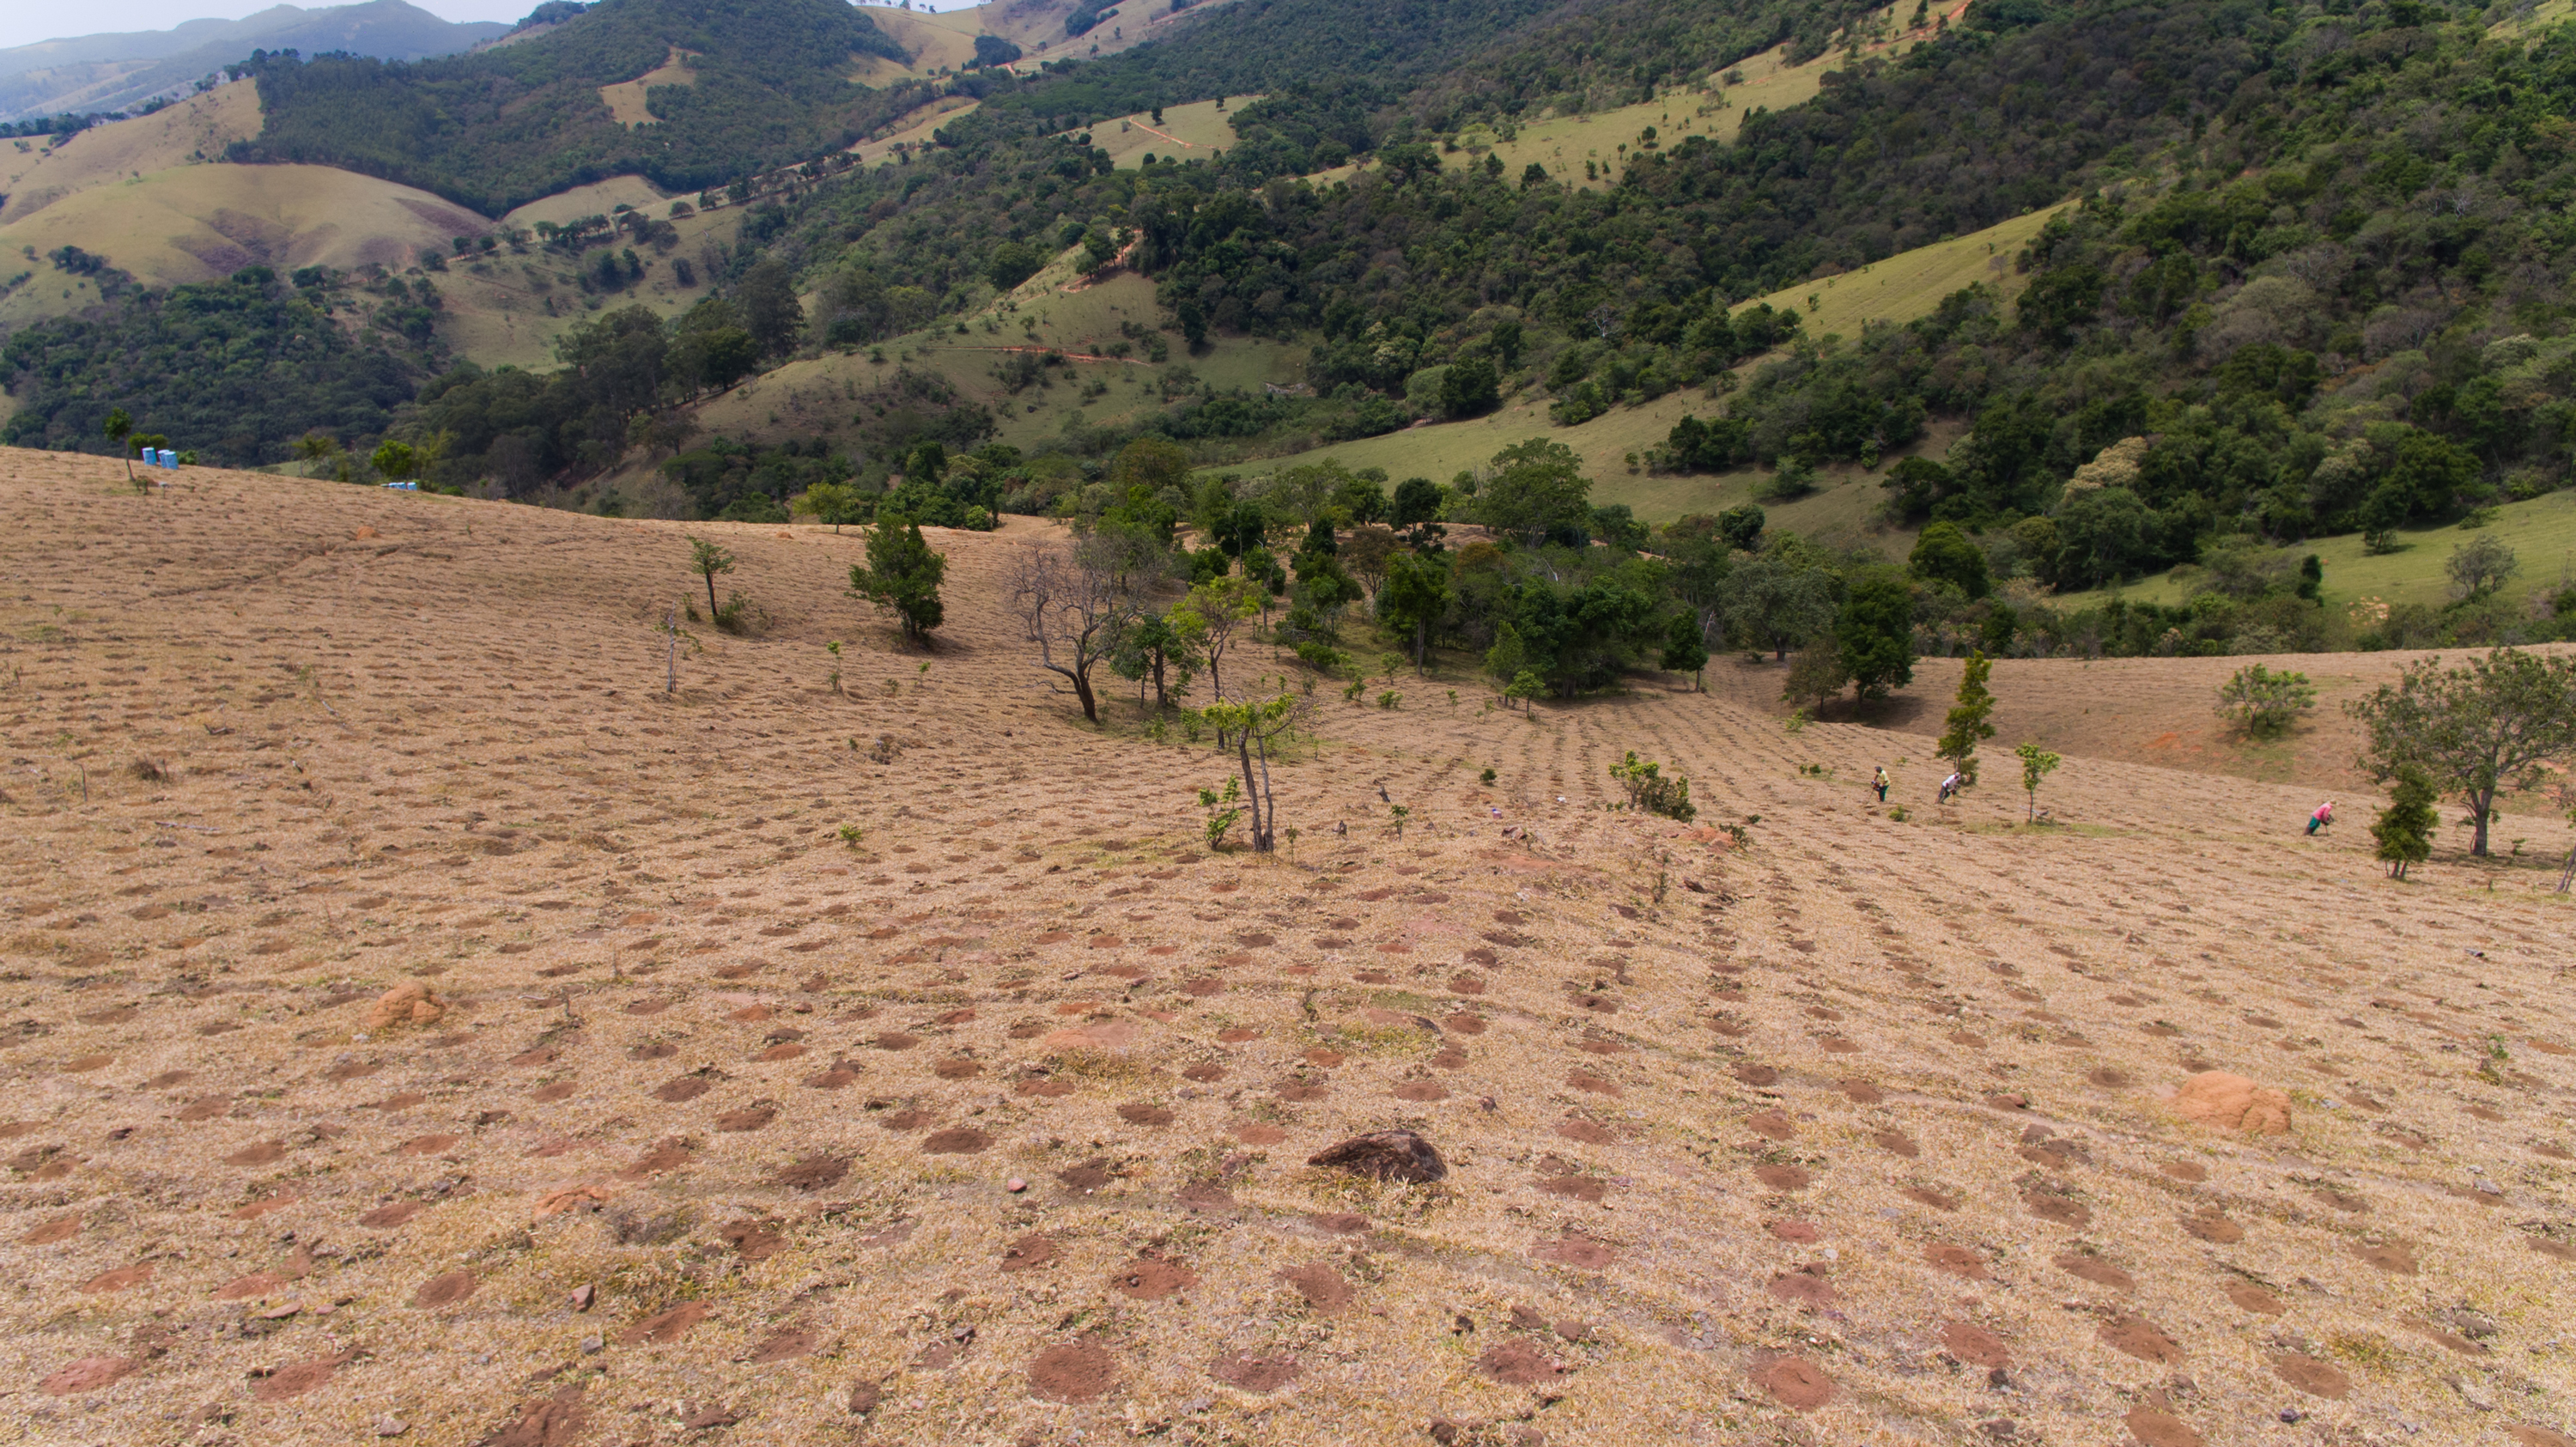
top-left (158, 449), bottom-right (179, 469)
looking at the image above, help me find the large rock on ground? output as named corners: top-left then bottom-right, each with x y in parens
top-left (366, 982), bottom-right (447, 1031)
top-left (1308, 1129), bottom-right (1446, 1183)
top-left (2173, 1071), bottom-right (2292, 1134)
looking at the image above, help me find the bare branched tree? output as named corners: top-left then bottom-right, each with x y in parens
top-left (1012, 538), bottom-right (1144, 723)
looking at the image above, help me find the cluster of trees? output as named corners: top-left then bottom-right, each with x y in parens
top-left (993, 435), bottom-right (1932, 724)
top-left (2347, 647), bottom-right (2576, 873)
top-left (0, 264), bottom-right (428, 466)
top-left (404, 286), bottom-right (800, 490)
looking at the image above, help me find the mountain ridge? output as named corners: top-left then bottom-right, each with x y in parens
top-left (0, 1), bottom-right (507, 124)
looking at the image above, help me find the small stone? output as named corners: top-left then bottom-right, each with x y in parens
top-left (1006, 1177), bottom-right (1028, 1193)
top-left (571, 1284), bottom-right (595, 1311)
top-left (374, 1414), bottom-right (410, 1438)
top-left (579, 1335), bottom-right (604, 1354)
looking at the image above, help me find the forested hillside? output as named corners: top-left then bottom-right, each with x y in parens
top-left (230, 0), bottom-right (910, 213)
top-left (1, 262), bottom-right (440, 461)
top-left (9, 0), bottom-right (2576, 662)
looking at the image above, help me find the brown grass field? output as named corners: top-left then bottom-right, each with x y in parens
top-left (0, 81), bottom-right (262, 229)
top-left (2, 454), bottom-right (2573, 1447)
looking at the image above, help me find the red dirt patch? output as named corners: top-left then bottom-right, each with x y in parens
top-left (619, 1302), bottom-right (709, 1344)
top-left (1533, 1234), bottom-right (1616, 1268)
top-left (1207, 1348), bottom-right (1298, 1391)
top-left (412, 1269), bottom-right (479, 1308)
top-left (250, 1347), bottom-right (355, 1401)
top-left (82, 1263), bottom-right (152, 1292)
top-left (749, 1327), bottom-right (817, 1363)
top-left (2269, 1352), bottom-right (2350, 1398)
top-left (2124, 1407), bottom-right (2205, 1447)
top-left (42, 1355), bottom-right (137, 1395)
top-left (1112, 1257), bottom-right (1199, 1299)
top-left (2224, 1281), bottom-right (2286, 1315)
top-left (1756, 1355), bottom-right (1833, 1410)
top-left (1279, 1262), bottom-right (1352, 1312)
top-left (1941, 1321), bottom-right (2010, 1368)
top-left (2023, 1188), bottom-right (2091, 1226)
top-left (2045, 1250), bottom-right (2131, 1293)
top-left (1765, 1269), bottom-right (1838, 1308)
top-left (2099, 1314), bottom-right (2183, 1363)
top-left (716, 1104), bottom-right (777, 1132)
top-left (1477, 1337), bottom-right (1566, 1385)
top-left (1028, 1340), bottom-right (1116, 1404)
top-left (773, 1155), bottom-right (849, 1189)
top-left (22, 1213), bottom-right (80, 1244)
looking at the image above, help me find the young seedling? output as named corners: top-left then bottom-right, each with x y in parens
top-left (1377, 690), bottom-right (1401, 710)
top-left (827, 641), bottom-right (844, 694)
top-left (1479, 767), bottom-right (1497, 786)
top-left (1199, 778), bottom-right (1245, 849)
top-left (687, 536), bottom-right (736, 618)
top-left (838, 824), bottom-right (865, 848)
top-left (2015, 742), bottom-right (2062, 824)
top-left (1388, 803), bottom-right (1411, 836)
top-left (102, 409), bottom-right (135, 485)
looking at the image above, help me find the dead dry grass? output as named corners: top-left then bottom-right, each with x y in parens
top-left (0, 455), bottom-right (2570, 1446)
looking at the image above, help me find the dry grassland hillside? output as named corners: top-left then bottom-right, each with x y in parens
top-left (2, 456), bottom-right (2573, 1447)
top-left (0, 82), bottom-right (263, 228)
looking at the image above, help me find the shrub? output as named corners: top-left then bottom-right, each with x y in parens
top-left (2215, 662), bottom-right (2316, 738)
top-left (848, 514), bottom-right (947, 645)
top-left (712, 590), bottom-right (769, 635)
top-left (1610, 751), bottom-right (1696, 822)
top-left (1781, 645), bottom-right (1850, 712)
top-left (2445, 533), bottom-right (2518, 600)
top-left (2371, 766), bottom-right (2437, 879)
top-left (1937, 651), bottom-right (1996, 781)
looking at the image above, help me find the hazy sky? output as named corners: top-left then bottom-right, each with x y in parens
top-left (0, 0), bottom-right (945, 58)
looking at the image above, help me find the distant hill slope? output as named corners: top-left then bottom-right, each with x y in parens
top-left (0, 81), bottom-right (263, 228)
top-left (0, 1), bottom-right (504, 124)
top-left (232, 0), bottom-right (914, 216)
